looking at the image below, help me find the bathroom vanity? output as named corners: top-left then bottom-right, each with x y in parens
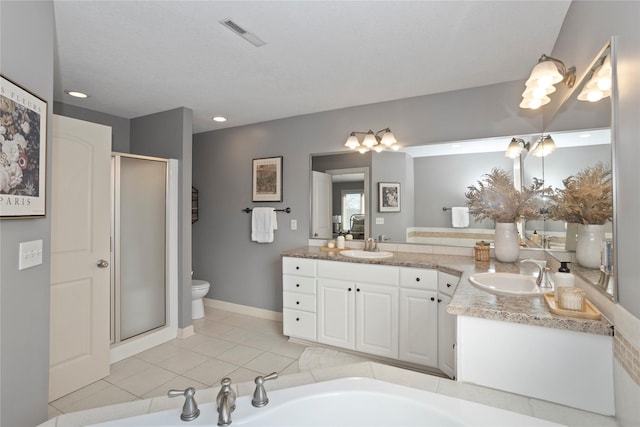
top-left (282, 251), bottom-right (459, 378)
top-left (281, 246), bottom-right (614, 415)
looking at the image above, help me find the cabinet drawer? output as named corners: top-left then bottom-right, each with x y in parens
top-left (438, 272), bottom-right (460, 296)
top-left (283, 292), bottom-right (316, 312)
top-left (317, 260), bottom-right (398, 285)
top-left (283, 257), bottom-right (317, 277)
top-left (283, 309), bottom-right (316, 341)
top-left (399, 267), bottom-right (438, 290)
top-left (283, 275), bottom-right (316, 294)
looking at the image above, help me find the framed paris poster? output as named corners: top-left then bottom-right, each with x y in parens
top-left (0, 74), bottom-right (48, 218)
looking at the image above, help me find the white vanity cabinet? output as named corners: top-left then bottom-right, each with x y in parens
top-left (437, 271), bottom-right (459, 379)
top-left (282, 258), bottom-right (317, 341)
top-left (398, 268), bottom-right (439, 366)
top-left (317, 261), bottom-right (399, 359)
top-left (282, 256), bottom-right (458, 377)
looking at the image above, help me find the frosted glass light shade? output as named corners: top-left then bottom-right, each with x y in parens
top-left (526, 60), bottom-right (563, 88)
top-left (345, 134), bottom-right (360, 149)
top-left (363, 133), bottom-right (377, 148)
top-left (505, 139), bottom-right (523, 158)
top-left (380, 131), bottom-right (397, 146)
top-left (519, 95), bottom-right (550, 109)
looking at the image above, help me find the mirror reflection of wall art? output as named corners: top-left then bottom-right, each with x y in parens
top-left (0, 75), bottom-right (48, 218)
top-left (379, 182), bottom-right (400, 212)
top-left (252, 156), bottom-right (283, 202)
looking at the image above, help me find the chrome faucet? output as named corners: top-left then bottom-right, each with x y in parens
top-left (364, 237), bottom-right (379, 252)
top-left (521, 259), bottom-right (553, 288)
top-left (251, 372), bottom-right (278, 407)
top-left (216, 378), bottom-right (236, 426)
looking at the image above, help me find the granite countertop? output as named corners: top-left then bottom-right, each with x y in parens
top-left (281, 247), bottom-right (614, 337)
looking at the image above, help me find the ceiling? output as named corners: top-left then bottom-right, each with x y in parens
top-left (52, 1), bottom-right (572, 134)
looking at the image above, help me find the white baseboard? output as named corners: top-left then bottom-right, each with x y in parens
top-left (204, 298), bottom-right (283, 322)
top-left (178, 325), bottom-right (195, 339)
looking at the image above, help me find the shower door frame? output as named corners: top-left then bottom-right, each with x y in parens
top-left (110, 153), bottom-right (179, 360)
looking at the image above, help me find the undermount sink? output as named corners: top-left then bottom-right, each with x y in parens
top-left (469, 272), bottom-right (553, 296)
top-left (339, 250), bottom-right (394, 259)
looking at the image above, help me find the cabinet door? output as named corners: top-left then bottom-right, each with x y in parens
top-left (438, 293), bottom-right (456, 379)
top-left (355, 283), bottom-right (398, 359)
top-left (399, 288), bottom-right (438, 366)
top-left (317, 279), bottom-right (355, 349)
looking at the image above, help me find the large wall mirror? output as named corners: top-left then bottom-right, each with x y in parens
top-left (541, 41), bottom-right (615, 300)
top-left (309, 41), bottom-right (615, 300)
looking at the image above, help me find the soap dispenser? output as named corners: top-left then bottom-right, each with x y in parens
top-left (554, 262), bottom-right (575, 301)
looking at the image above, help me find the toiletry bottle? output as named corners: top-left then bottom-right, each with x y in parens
top-left (336, 235), bottom-right (345, 249)
top-left (554, 262), bottom-right (575, 302)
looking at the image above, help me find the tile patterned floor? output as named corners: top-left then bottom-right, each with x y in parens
top-left (48, 307), bottom-right (306, 418)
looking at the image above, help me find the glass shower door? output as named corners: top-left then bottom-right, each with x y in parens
top-left (114, 155), bottom-right (167, 341)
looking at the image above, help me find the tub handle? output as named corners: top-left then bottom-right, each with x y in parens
top-left (167, 387), bottom-right (200, 422)
top-left (252, 372), bottom-right (278, 407)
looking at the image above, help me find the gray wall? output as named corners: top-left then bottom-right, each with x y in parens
top-left (130, 108), bottom-right (193, 327)
top-left (53, 101), bottom-right (131, 152)
top-left (0, 2), bottom-right (54, 426)
top-left (413, 151), bottom-right (513, 229)
top-left (192, 79), bottom-right (540, 312)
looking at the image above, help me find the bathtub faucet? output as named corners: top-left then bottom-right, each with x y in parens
top-left (216, 377), bottom-right (236, 426)
top-left (251, 372), bottom-right (278, 407)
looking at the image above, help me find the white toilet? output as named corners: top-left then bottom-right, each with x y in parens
top-left (191, 279), bottom-right (211, 320)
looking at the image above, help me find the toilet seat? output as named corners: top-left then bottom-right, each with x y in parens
top-left (192, 279), bottom-right (209, 289)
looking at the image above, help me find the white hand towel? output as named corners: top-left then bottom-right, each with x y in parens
top-left (451, 207), bottom-right (469, 228)
top-left (251, 207), bottom-right (277, 243)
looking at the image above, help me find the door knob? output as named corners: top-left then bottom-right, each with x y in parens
top-left (97, 259), bottom-right (109, 268)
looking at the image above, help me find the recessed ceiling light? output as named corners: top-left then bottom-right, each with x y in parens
top-left (212, 116), bottom-right (228, 122)
top-left (65, 90), bottom-right (89, 99)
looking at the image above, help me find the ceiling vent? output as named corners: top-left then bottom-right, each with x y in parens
top-left (219, 18), bottom-right (266, 47)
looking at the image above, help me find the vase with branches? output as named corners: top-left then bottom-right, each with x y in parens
top-left (465, 168), bottom-right (547, 262)
top-left (548, 162), bottom-right (613, 268)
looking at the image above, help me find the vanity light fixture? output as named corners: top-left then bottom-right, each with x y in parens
top-left (520, 54), bottom-right (576, 109)
top-left (578, 54), bottom-right (611, 103)
top-left (531, 135), bottom-right (557, 157)
top-left (505, 137), bottom-right (530, 159)
top-left (344, 128), bottom-right (399, 153)
top-left (65, 90), bottom-right (89, 99)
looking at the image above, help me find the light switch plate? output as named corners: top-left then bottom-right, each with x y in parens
top-left (376, 217), bottom-right (385, 225)
top-left (19, 239), bottom-right (43, 270)
top-left (291, 219), bottom-right (297, 230)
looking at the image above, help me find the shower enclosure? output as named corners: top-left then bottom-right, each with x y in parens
top-left (111, 154), bottom-right (169, 344)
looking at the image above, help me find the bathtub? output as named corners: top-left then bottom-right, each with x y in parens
top-left (91, 377), bottom-right (564, 427)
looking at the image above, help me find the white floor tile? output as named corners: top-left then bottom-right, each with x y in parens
top-left (216, 344), bottom-right (264, 365)
top-left (135, 342), bottom-right (182, 364)
top-left (114, 365), bottom-right (177, 397)
top-left (190, 336), bottom-right (237, 358)
top-left (182, 358), bottom-right (239, 386)
top-left (51, 383), bottom-right (138, 414)
top-left (243, 352), bottom-right (295, 374)
top-left (155, 348), bottom-right (209, 375)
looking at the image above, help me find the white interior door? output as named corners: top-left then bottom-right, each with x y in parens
top-left (311, 171), bottom-right (332, 239)
top-left (49, 115), bottom-right (112, 401)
